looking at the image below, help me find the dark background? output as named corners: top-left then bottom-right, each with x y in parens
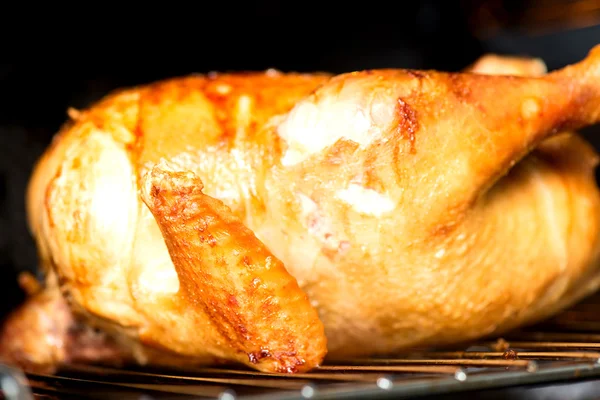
top-left (0, 0), bottom-right (599, 323)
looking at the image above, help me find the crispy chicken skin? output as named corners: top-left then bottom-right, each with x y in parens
top-left (3, 46), bottom-right (600, 373)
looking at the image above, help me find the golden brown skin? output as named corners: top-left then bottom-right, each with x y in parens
top-left (4, 46), bottom-right (600, 373)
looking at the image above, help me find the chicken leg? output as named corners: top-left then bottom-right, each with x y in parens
top-left (258, 45), bottom-right (600, 355)
top-left (273, 45), bottom-right (600, 235)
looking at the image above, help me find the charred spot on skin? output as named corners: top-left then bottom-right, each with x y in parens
top-left (272, 351), bottom-right (303, 373)
top-left (150, 185), bottom-right (162, 200)
top-left (396, 98), bottom-right (419, 154)
top-left (247, 349), bottom-right (272, 364)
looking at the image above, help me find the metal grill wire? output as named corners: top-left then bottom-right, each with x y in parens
top-left (5, 293), bottom-right (600, 399)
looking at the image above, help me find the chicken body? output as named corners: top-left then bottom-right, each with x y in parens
top-left (3, 47), bottom-right (600, 374)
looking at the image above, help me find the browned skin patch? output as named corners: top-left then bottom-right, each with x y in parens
top-left (396, 98), bottom-right (419, 154)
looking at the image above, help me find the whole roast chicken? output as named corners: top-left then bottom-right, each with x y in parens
top-left (2, 46), bottom-right (600, 374)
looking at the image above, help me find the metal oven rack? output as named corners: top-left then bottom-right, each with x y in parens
top-left (5, 293), bottom-right (600, 400)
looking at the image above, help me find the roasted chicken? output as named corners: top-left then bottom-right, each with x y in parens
top-left (2, 46), bottom-right (600, 374)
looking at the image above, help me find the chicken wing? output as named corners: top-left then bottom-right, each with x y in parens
top-left (137, 162), bottom-right (326, 373)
